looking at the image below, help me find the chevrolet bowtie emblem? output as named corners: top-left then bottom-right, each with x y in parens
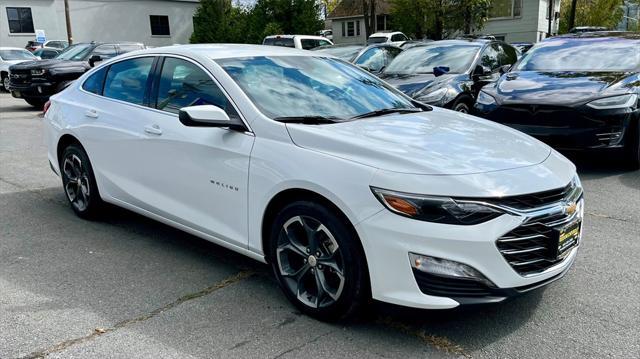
top-left (564, 202), bottom-right (577, 215)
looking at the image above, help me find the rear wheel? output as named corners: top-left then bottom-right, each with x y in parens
top-left (24, 97), bottom-right (46, 110)
top-left (60, 144), bottom-right (104, 219)
top-left (268, 201), bottom-right (369, 321)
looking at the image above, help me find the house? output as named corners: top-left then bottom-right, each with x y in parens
top-left (477, 0), bottom-right (562, 43)
top-left (327, 0), bottom-right (392, 44)
top-left (616, 0), bottom-right (639, 31)
top-left (0, 0), bottom-right (200, 48)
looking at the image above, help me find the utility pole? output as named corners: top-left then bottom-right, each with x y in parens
top-left (64, 0), bottom-right (73, 44)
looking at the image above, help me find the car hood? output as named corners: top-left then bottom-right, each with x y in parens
top-left (492, 71), bottom-right (637, 105)
top-left (286, 108), bottom-right (551, 175)
top-left (381, 73), bottom-right (459, 98)
top-left (9, 59), bottom-right (89, 70)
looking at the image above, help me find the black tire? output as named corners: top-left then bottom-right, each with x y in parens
top-left (624, 120), bottom-right (640, 170)
top-left (24, 97), bottom-right (47, 110)
top-left (0, 72), bottom-right (8, 92)
top-left (451, 96), bottom-right (471, 113)
top-left (268, 201), bottom-right (369, 321)
top-left (60, 144), bottom-right (104, 219)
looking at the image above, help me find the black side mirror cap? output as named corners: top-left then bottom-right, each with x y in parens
top-left (178, 105), bottom-right (246, 131)
top-left (88, 55), bottom-right (102, 67)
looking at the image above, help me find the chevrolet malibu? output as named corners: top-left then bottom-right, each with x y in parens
top-left (45, 45), bottom-right (583, 321)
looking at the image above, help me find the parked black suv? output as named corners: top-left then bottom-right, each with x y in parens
top-left (379, 39), bottom-right (518, 113)
top-left (474, 32), bottom-right (640, 169)
top-left (9, 42), bottom-right (144, 108)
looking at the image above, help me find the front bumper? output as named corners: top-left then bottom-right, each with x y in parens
top-left (10, 81), bottom-right (58, 99)
top-left (475, 103), bottom-right (639, 150)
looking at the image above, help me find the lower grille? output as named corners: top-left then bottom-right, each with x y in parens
top-left (412, 269), bottom-right (494, 298)
top-left (497, 210), bottom-right (579, 275)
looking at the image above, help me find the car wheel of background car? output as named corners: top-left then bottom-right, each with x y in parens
top-left (268, 200), bottom-right (369, 321)
top-left (624, 121), bottom-right (640, 170)
top-left (451, 96), bottom-right (472, 113)
top-left (60, 144), bottom-right (104, 219)
top-left (24, 98), bottom-right (47, 110)
top-left (1, 73), bottom-right (9, 92)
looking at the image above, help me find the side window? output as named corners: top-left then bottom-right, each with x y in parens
top-left (82, 67), bottom-right (108, 95)
top-left (318, 40), bottom-right (331, 47)
top-left (384, 47), bottom-right (402, 65)
top-left (155, 57), bottom-right (240, 119)
top-left (103, 57), bottom-right (154, 105)
top-left (44, 49), bottom-right (58, 59)
top-left (355, 47), bottom-right (386, 72)
top-left (91, 45), bottom-right (118, 60)
top-left (300, 39), bottom-right (318, 50)
top-left (480, 44), bottom-right (500, 70)
top-left (498, 43), bottom-right (518, 66)
top-left (391, 34), bottom-right (406, 42)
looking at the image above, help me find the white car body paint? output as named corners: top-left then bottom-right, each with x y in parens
top-left (45, 44), bottom-right (581, 309)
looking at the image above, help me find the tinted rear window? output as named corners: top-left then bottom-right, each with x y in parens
top-left (263, 38), bottom-right (295, 48)
top-left (82, 67), bottom-right (108, 95)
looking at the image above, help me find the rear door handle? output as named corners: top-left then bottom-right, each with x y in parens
top-left (84, 109), bottom-right (99, 119)
top-left (144, 124), bottom-right (163, 136)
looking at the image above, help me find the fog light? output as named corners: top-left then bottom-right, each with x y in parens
top-left (595, 131), bottom-right (623, 146)
top-left (37, 86), bottom-right (43, 93)
top-left (409, 253), bottom-right (494, 286)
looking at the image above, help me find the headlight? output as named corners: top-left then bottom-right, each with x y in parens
top-left (476, 90), bottom-right (496, 106)
top-left (30, 69), bottom-right (46, 76)
top-left (415, 87), bottom-right (448, 104)
top-left (586, 94), bottom-right (637, 110)
top-left (371, 187), bottom-right (504, 225)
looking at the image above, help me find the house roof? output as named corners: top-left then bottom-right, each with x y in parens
top-left (328, 0), bottom-right (391, 19)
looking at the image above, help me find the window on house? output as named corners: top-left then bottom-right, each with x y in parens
top-left (356, 20), bottom-right (360, 36)
top-left (347, 21), bottom-right (355, 36)
top-left (342, 22), bottom-right (346, 37)
top-left (150, 15), bottom-right (170, 36)
top-left (6, 7), bottom-right (34, 33)
top-left (489, 0), bottom-right (521, 19)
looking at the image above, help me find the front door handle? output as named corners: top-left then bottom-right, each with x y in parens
top-left (144, 124), bottom-right (163, 136)
top-left (84, 109), bottom-right (99, 118)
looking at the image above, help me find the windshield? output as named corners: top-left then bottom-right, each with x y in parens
top-left (0, 49), bottom-right (36, 61)
top-left (384, 43), bottom-right (481, 75)
top-left (55, 43), bottom-right (93, 61)
top-left (367, 37), bottom-right (387, 44)
top-left (216, 56), bottom-right (415, 120)
top-left (516, 38), bottom-right (640, 72)
top-left (313, 46), bottom-right (363, 61)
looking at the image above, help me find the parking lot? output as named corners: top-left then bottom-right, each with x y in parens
top-left (1, 92), bottom-right (639, 358)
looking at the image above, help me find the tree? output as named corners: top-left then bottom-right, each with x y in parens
top-left (362, 0), bottom-right (376, 37)
top-left (558, 0), bottom-right (625, 33)
top-left (190, 0), bottom-right (249, 43)
top-left (390, 0), bottom-right (490, 40)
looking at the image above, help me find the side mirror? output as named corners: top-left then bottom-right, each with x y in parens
top-left (178, 105), bottom-right (245, 131)
top-left (499, 64), bottom-right (512, 74)
top-left (472, 65), bottom-right (493, 81)
top-left (88, 55), bottom-right (102, 67)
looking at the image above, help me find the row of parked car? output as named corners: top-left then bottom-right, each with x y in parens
top-left (304, 32), bottom-right (639, 169)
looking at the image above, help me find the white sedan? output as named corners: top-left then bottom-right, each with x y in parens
top-left (0, 47), bottom-right (38, 91)
top-left (45, 44), bottom-right (583, 320)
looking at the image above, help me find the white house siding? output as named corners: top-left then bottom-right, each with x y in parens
top-left (330, 16), bottom-right (366, 44)
top-left (0, 0), bottom-right (199, 48)
top-left (481, 0), bottom-right (541, 43)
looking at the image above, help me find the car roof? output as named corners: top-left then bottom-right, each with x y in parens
top-left (551, 31), bottom-right (640, 40)
top-left (414, 39), bottom-right (487, 47)
top-left (138, 44), bottom-right (319, 59)
top-left (264, 35), bottom-right (329, 40)
top-left (0, 47), bottom-right (31, 50)
top-left (369, 31), bottom-right (403, 37)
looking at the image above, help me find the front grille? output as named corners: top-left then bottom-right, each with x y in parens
top-left (492, 104), bottom-right (586, 128)
top-left (488, 182), bottom-right (573, 211)
top-left (9, 69), bottom-right (31, 85)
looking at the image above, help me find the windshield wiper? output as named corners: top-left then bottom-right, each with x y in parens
top-left (350, 107), bottom-right (422, 120)
top-left (274, 116), bottom-right (343, 124)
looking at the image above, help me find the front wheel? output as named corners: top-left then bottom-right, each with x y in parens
top-left (60, 144), bottom-right (104, 219)
top-left (268, 201), bottom-right (369, 321)
top-left (1, 73), bottom-right (9, 92)
top-left (451, 96), bottom-right (471, 113)
top-left (24, 97), bottom-right (47, 110)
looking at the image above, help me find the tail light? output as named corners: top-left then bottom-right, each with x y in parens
top-left (43, 100), bottom-right (51, 115)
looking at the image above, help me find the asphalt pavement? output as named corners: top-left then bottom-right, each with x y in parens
top-left (1, 93), bottom-right (638, 358)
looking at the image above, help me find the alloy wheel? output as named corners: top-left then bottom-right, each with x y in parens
top-left (276, 215), bottom-right (346, 308)
top-left (2, 76), bottom-right (8, 91)
top-left (62, 154), bottom-right (91, 211)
